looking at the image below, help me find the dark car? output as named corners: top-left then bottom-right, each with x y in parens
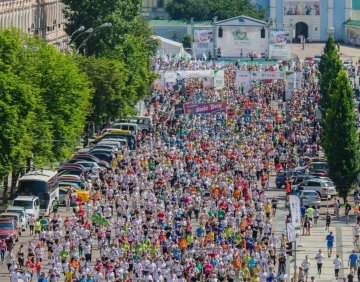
top-left (276, 170), bottom-right (294, 188)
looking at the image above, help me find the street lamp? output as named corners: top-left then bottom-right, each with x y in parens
top-left (70, 26), bottom-right (85, 39)
top-left (69, 28), bottom-right (93, 46)
top-left (75, 23), bottom-right (112, 55)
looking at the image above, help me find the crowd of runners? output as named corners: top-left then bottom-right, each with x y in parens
top-left (2, 58), bottom-right (351, 282)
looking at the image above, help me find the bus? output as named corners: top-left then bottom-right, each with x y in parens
top-left (17, 170), bottom-right (59, 217)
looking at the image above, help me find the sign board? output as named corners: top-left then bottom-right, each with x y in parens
top-left (193, 29), bottom-right (214, 56)
top-left (289, 195), bottom-right (301, 229)
top-left (175, 104), bottom-right (185, 115)
top-left (183, 102), bottom-right (227, 115)
top-left (202, 190), bottom-right (212, 201)
top-left (214, 70), bottom-right (225, 90)
top-left (283, 1), bottom-right (320, 16)
top-left (287, 223), bottom-right (296, 243)
top-left (269, 31), bottom-right (290, 59)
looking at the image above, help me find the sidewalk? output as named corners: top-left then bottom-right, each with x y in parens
top-left (293, 225), bottom-right (357, 281)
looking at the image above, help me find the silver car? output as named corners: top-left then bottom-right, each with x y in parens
top-left (298, 190), bottom-right (321, 208)
top-left (297, 178), bottom-right (337, 198)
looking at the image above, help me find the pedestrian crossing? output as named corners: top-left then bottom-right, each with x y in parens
top-left (294, 226), bottom-right (359, 281)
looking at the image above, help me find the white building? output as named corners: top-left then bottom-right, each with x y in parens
top-left (0, 0), bottom-right (67, 47)
top-left (215, 16), bottom-right (269, 58)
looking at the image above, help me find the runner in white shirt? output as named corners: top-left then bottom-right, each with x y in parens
top-left (333, 254), bottom-right (342, 280)
top-left (315, 249), bottom-right (324, 276)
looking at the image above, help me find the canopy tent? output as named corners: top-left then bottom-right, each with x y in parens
top-left (152, 35), bottom-right (186, 59)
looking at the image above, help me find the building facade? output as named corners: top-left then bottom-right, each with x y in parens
top-left (345, 0), bottom-right (360, 45)
top-left (142, 0), bottom-right (169, 19)
top-left (257, 0), bottom-right (355, 42)
top-left (0, 0), bottom-right (67, 47)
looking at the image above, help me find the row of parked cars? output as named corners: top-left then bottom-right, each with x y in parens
top-left (276, 159), bottom-right (336, 207)
top-left (0, 117), bottom-right (151, 242)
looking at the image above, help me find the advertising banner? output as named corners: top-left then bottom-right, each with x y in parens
top-left (183, 102), bottom-right (227, 115)
top-left (284, 1), bottom-right (320, 16)
top-left (251, 71), bottom-right (286, 80)
top-left (269, 31), bottom-right (290, 59)
top-left (193, 29), bottom-right (214, 56)
top-left (214, 70), bottom-right (225, 90)
top-left (287, 223), bottom-right (296, 243)
top-left (164, 71), bottom-right (177, 83)
top-left (289, 195), bottom-right (301, 228)
top-left (174, 70), bottom-right (215, 79)
top-left (235, 71), bottom-right (251, 92)
top-left (270, 31), bottom-right (290, 45)
top-left (194, 29), bottom-right (213, 43)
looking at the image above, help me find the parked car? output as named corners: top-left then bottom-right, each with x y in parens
top-left (0, 218), bottom-right (19, 241)
top-left (0, 212), bottom-right (25, 232)
top-left (297, 178), bottom-right (337, 198)
top-left (12, 196), bottom-right (40, 219)
top-left (295, 161), bottom-right (328, 174)
top-left (5, 207), bottom-right (28, 229)
top-left (276, 170), bottom-right (302, 188)
top-left (298, 190), bottom-right (321, 208)
top-left (291, 174), bottom-right (317, 186)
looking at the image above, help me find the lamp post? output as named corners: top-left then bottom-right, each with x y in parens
top-left (75, 23), bottom-right (112, 55)
top-left (70, 26), bottom-right (85, 40)
top-left (69, 28), bottom-right (93, 46)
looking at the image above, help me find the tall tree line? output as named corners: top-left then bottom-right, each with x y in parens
top-left (320, 37), bottom-right (360, 201)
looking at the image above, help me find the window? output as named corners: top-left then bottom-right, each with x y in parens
top-left (157, 0), bottom-right (164, 8)
top-left (218, 27), bottom-right (223, 38)
top-left (261, 28), bottom-right (266, 38)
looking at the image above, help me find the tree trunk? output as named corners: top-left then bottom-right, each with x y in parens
top-left (10, 171), bottom-right (19, 199)
top-left (3, 174), bottom-right (8, 204)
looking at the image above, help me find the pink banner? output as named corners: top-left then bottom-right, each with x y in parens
top-left (183, 102), bottom-right (227, 115)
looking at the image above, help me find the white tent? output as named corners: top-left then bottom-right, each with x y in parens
top-left (152, 35), bottom-right (185, 59)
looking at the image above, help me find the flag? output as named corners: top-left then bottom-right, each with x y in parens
top-left (203, 53), bottom-right (207, 61)
top-left (184, 51), bottom-right (191, 62)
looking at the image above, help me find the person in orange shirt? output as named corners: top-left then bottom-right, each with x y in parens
top-left (285, 180), bottom-right (292, 195)
top-left (178, 237), bottom-right (187, 251)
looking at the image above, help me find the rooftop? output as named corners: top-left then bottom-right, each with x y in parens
top-left (148, 20), bottom-right (212, 26)
top-left (345, 20), bottom-right (360, 27)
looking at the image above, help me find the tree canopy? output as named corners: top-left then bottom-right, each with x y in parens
top-left (0, 29), bottom-right (91, 178)
top-left (166, 0), bottom-right (265, 21)
top-left (323, 70), bottom-right (360, 201)
top-left (62, 0), bottom-right (158, 121)
top-left (318, 36), bottom-right (342, 115)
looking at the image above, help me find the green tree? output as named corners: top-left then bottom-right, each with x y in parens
top-left (166, 0), bottom-right (265, 21)
top-left (77, 56), bottom-right (135, 125)
top-left (318, 36), bottom-right (342, 115)
top-left (182, 34), bottom-right (192, 48)
top-left (323, 70), bottom-right (360, 201)
top-left (32, 44), bottom-right (92, 160)
top-left (62, 0), bottom-right (158, 115)
top-left (0, 29), bottom-right (92, 175)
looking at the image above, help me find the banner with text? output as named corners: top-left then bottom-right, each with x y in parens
top-left (183, 102), bottom-right (227, 115)
top-left (289, 195), bottom-right (301, 228)
top-left (235, 71), bottom-right (252, 92)
top-left (269, 31), bottom-right (290, 59)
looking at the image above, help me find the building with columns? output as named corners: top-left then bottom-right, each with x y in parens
top-left (256, 0), bottom-right (355, 42)
top-left (0, 0), bottom-right (67, 47)
top-left (142, 0), bottom-right (169, 19)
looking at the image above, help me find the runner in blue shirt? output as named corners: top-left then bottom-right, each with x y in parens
top-left (326, 231), bottom-right (334, 258)
top-left (349, 250), bottom-right (358, 272)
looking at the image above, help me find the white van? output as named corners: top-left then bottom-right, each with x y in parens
top-left (103, 123), bottom-right (138, 135)
top-left (115, 117), bottom-right (152, 133)
top-left (12, 196), bottom-right (40, 219)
